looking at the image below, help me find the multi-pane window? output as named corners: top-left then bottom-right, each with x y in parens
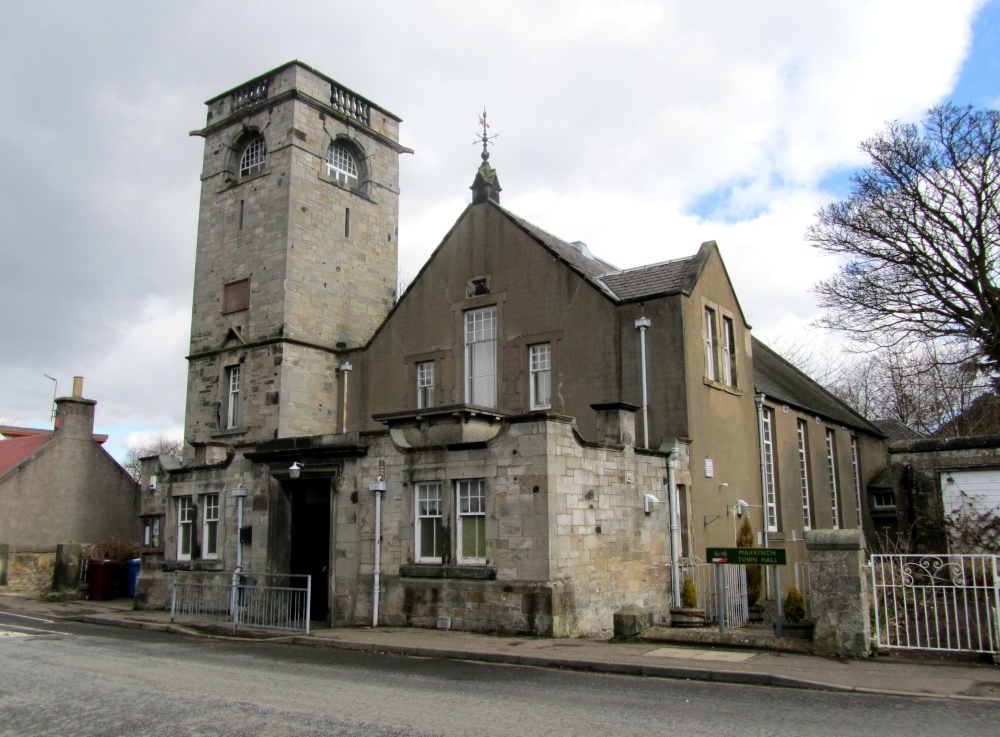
top-left (415, 483), bottom-right (444, 563)
top-left (177, 497), bottom-right (194, 561)
top-left (225, 366), bottom-right (241, 429)
top-left (223, 278), bottom-right (250, 314)
top-left (797, 420), bottom-right (812, 531)
top-left (762, 408), bottom-right (777, 532)
top-left (704, 307), bottom-right (717, 381)
top-left (722, 317), bottom-right (737, 387)
top-left (326, 142), bottom-right (358, 184)
top-left (826, 430), bottom-right (841, 529)
top-left (529, 343), bottom-right (551, 409)
top-left (851, 436), bottom-right (863, 529)
top-left (239, 135), bottom-right (267, 177)
top-left (456, 479), bottom-right (486, 564)
top-left (202, 493), bottom-right (220, 559)
top-left (417, 361), bottom-right (435, 410)
top-left (465, 306), bottom-right (497, 407)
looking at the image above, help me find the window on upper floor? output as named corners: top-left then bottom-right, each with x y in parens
top-left (416, 361), bottom-right (435, 410)
top-left (704, 307), bottom-right (718, 382)
top-left (529, 343), bottom-right (551, 410)
top-left (239, 135), bottom-right (267, 177)
top-left (721, 316), bottom-right (737, 387)
top-left (415, 483), bottom-right (444, 563)
top-left (456, 479), bottom-right (487, 564)
top-left (326, 142), bottom-right (358, 185)
top-left (465, 306), bottom-right (497, 408)
top-left (223, 278), bottom-right (250, 314)
top-left (225, 366), bottom-right (242, 429)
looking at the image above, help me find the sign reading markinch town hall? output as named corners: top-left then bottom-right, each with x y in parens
top-left (707, 547), bottom-right (787, 565)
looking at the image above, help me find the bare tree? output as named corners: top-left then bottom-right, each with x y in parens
top-left (123, 435), bottom-right (182, 482)
top-left (808, 104), bottom-right (1000, 390)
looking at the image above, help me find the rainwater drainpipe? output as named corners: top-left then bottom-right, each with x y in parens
top-left (340, 362), bottom-right (352, 433)
top-left (634, 317), bottom-right (651, 448)
top-left (369, 478), bottom-right (387, 626)
top-left (232, 485), bottom-right (247, 568)
top-left (754, 392), bottom-right (771, 596)
top-left (667, 445), bottom-right (681, 608)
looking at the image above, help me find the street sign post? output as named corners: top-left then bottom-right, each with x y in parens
top-left (705, 547), bottom-right (787, 635)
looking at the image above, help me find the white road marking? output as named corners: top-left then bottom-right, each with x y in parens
top-left (1, 611), bottom-right (56, 624)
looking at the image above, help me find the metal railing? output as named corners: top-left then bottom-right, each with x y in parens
top-left (871, 554), bottom-right (999, 654)
top-left (171, 570), bottom-right (312, 635)
top-left (678, 558), bottom-right (749, 627)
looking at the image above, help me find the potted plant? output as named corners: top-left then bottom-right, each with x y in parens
top-left (737, 517), bottom-right (764, 623)
top-left (778, 585), bottom-right (814, 639)
top-left (670, 576), bottom-right (706, 627)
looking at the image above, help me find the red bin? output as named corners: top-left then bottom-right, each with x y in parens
top-left (88, 559), bottom-right (121, 601)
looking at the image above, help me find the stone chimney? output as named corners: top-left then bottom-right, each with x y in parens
top-left (54, 376), bottom-right (97, 440)
top-left (590, 403), bottom-right (640, 447)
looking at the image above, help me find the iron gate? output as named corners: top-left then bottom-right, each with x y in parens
top-left (871, 554), bottom-right (999, 654)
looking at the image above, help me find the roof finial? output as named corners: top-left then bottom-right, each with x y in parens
top-left (474, 107), bottom-right (499, 163)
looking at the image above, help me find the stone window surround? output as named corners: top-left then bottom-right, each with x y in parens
top-left (508, 330), bottom-right (563, 412)
top-left (317, 133), bottom-right (378, 203)
top-left (406, 349), bottom-right (448, 411)
top-left (701, 296), bottom-right (741, 395)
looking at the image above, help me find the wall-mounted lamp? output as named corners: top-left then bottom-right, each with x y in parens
top-left (289, 462), bottom-right (303, 479)
top-left (719, 482), bottom-right (729, 491)
top-left (643, 493), bottom-right (661, 515)
top-left (736, 499), bottom-right (750, 517)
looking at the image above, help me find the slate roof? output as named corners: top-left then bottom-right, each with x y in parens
top-left (752, 338), bottom-right (881, 435)
top-left (872, 419), bottom-right (925, 442)
top-left (500, 205), bottom-right (699, 302)
top-left (0, 432), bottom-right (54, 477)
top-left (598, 258), bottom-right (697, 301)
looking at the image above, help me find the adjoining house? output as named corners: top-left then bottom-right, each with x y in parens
top-left (0, 378), bottom-right (140, 588)
top-left (136, 62), bottom-right (887, 634)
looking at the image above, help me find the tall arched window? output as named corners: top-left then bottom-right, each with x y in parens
top-left (239, 135), bottom-right (267, 177)
top-left (326, 141), bottom-right (358, 185)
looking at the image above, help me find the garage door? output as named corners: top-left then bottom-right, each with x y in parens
top-left (940, 468), bottom-right (1000, 552)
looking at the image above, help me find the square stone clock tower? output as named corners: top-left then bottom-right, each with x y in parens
top-left (183, 62), bottom-right (410, 448)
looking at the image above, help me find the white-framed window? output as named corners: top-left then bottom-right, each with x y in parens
top-left (797, 420), bottom-right (812, 532)
top-left (456, 479), bottom-right (486, 564)
top-left (225, 366), bottom-right (241, 429)
top-left (326, 141), bottom-right (359, 185)
top-left (177, 497), bottom-right (194, 561)
top-left (826, 429), bottom-right (840, 529)
top-left (465, 306), bottom-right (497, 407)
top-left (851, 436), bottom-right (863, 529)
top-left (721, 316), bottom-right (737, 387)
top-left (704, 307), bottom-right (717, 381)
top-left (417, 361), bottom-right (435, 410)
top-left (529, 343), bottom-right (551, 410)
top-left (415, 483), bottom-right (444, 563)
top-left (762, 407), bottom-right (778, 532)
top-left (239, 135), bottom-right (267, 177)
top-left (202, 493), bottom-right (220, 559)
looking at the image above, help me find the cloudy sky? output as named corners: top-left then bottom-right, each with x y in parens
top-left (1, 1), bottom-right (997, 461)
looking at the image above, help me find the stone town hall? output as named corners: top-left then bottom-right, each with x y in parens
top-left (136, 61), bottom-right (883, 635)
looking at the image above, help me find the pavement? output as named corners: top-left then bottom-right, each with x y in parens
top-left (2, 589), bottom-right (999, 702)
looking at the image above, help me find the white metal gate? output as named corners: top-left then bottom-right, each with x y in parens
top-left (871, 554), bottom-right (1000, 654)
top-left (679, 559), bottom-right (749, 627)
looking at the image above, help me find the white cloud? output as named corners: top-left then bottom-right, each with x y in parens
top-left (0, 0), bottom-right (986, 443)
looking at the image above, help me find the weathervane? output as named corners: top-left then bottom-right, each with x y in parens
top-left (474, 108), bottom-right (499, 163)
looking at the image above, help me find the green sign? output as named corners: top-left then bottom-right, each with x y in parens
top-left (706, 547), bottom-right (787, 565)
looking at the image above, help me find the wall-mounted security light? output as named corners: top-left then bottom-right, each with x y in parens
top-left (149, 474), bottom-right (157, 491)
top-left (644, 493), bottom-right (660, 515)
top-left (736, 499), bottom-right (750, 517)
top-left (289, 462), bottom-right (303, 479)
top-left (719, 482), bottom-right (729, 491)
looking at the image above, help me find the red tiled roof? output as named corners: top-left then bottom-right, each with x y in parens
top-left (0, 433), bottom-right (54, 477)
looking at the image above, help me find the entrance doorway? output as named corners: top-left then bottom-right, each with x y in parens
top-left (290, 479), bottom-right (331, 621)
